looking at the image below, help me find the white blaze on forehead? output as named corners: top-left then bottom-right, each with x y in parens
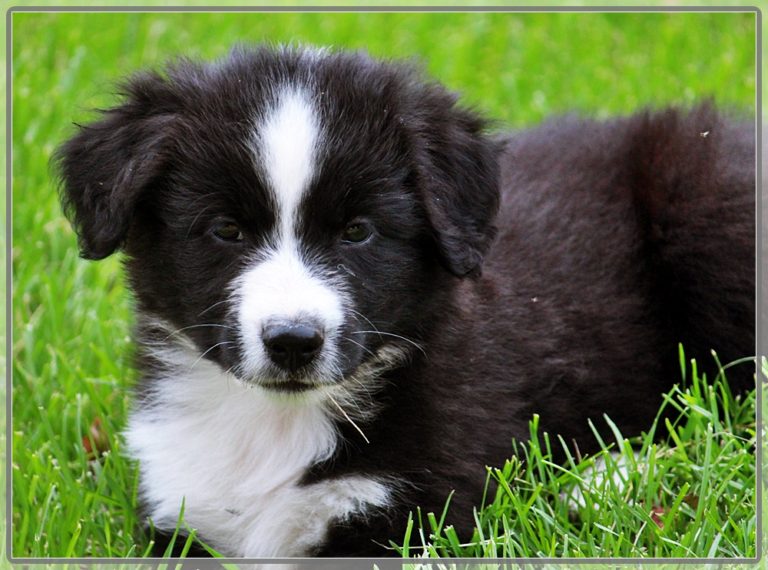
top-left (256, 86), bottom-right (320, 237)
top-left (240, 87), bottom-right (344, 381)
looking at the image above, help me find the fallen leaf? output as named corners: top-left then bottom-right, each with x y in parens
top-left (650, 505), bottom-right (666, 529)
top-left (82, 417), bottom-right (110, 459)
top-left (683, 493), bottom-right (699, 510)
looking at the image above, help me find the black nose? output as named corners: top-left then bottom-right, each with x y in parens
top-left (262, 322), bottom-right (325, 372)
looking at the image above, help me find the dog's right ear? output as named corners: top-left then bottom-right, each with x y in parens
top-left (403, 78), bottom-right (500, 278)
top-left (55, 72), bottom-right (176, 260)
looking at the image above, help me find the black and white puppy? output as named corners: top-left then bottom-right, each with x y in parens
top-left (56, 46), bottom-right (755, 558)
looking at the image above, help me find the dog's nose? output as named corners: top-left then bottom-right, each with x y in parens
top-left (262, 322), bottom-right (325, 372)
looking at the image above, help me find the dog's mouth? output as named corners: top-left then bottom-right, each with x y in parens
top-left (258, 379), bottom-right (323, 394)
top-left (247, 366), bottom-right (341, 395)
top-left (238, 342), bottom-right (414, 397)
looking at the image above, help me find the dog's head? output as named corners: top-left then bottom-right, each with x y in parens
top-left (57, 46), bottom-right (499, 396)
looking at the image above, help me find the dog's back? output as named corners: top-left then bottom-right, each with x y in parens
top-left (485, 105), bottom-right (754, 447)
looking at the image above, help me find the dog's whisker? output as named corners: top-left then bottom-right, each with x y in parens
top-left (327, 361), bottom-right (373, 401)
top-left (222, 365), bottom-right (239, 393)
top-left (339, 377), bottom-right (373, 410)
top-left (351, 330), bottom-right (426, 356)
top-left (343, 373), bottom-right (374, 399)
top-left (348, 308), bottom-right (384, 340)
top-left (341, 336), bottom-right (376, 358)
top-left (161, 323), bottom-right (234, 342)
top-left (185, 203), bottom-right (217, 239)
top-left (336, 382), bottom-right (372, 417)
top-left (197, 299), bottom-right (231, 317)
top-left (327, 392), bottom-right (370, 444)
top-left (189, 341), bottom-right (233, 370)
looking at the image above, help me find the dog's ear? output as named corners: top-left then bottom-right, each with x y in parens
top-left (408, 83), bottom-right (500, 277)
top-left (55, 72), bottom-right (176, 260)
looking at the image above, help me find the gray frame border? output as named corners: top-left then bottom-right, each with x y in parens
top-left (5, 4), bottom-right (764, 568)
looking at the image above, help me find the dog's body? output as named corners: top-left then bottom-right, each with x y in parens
top-left (57, 46), bottom-right (754, 557)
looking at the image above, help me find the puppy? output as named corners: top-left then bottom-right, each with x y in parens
top-left (56, 45), bottom-right (755, 557)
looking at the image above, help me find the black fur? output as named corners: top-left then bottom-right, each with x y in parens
top-left (56, 46), bottom-right (754, 557)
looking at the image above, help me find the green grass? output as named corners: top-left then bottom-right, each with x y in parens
top-left (396, 350), bottom-right (757, 558)
top-left (11, 11), bottom-right (756, 559)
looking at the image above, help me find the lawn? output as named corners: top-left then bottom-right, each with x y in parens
top-left (397, 353), bottom-right (757, 558)
top-left (10, 10), bottom-right (757, 560)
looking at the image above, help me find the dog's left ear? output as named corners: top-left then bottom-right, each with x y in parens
top-left (55, 72), bottom-right (176, 260)
top-left (408, 84), bottom-right (500, 277)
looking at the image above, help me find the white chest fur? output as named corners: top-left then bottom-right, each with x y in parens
top-left (124, 347), bottom-right (391, 557)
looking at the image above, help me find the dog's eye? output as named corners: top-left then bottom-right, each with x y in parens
top-left (212, 221), bottom-right (243, 242)
top-left (341, 222), bottom-right (373, 244)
